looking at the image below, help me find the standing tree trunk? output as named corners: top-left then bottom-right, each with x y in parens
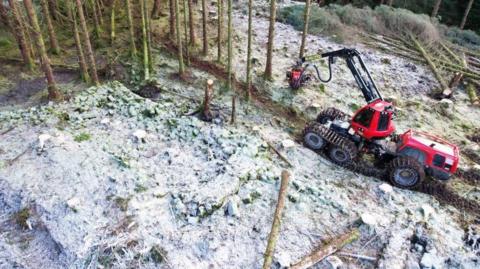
top-left (201, 0), bottom-right (208, 55)
top-left (40, 0), bottom-right (60, 54)
top-left (169, 0), bottom-right (176, 39)
top-left (175, 0), bottom-right (185, 76)
top-left (67, 2), bottom-right (90, 84)
top-left (217, 0), bottom-right (223, 63)
top-left (264, 0), bottom-right (276, 81)
top-left (227, 0), bottom-right (232, 90)
top-left (89, 0), bottom-right (102, 39)
top-left (7, 0), bottom-right (34, 70)
top-left (140, 0), bottom-right (150, 80)
top-left (431, 0), bottom-right (441, 17)
top-left (0, 3), bottom-right (10, 27)
top-left (75, 0), bottom-right (100, 85)
top-left (152, 0), bottom-right (162, 19)
top-left (187, 0), bottom-right (197, 46)
top-left (110, 0), bottom-right (116, 45)
top-left (245, 0), bottom-right (253, 100)
top-left (48, 0), bottom-right (57, 20)
top-left (183, 0), bottom-right (190, 66)
top-left (146, 0), bottom-right (153, 72)
top-left (387, 0), bottom-right (393, 6)
top-left (125, 0), bottom-right (137, 58)
top-left (23, 0), bottom-right (62, 101)
top-left (460, 0), bottom-right (474, 30)
top-left (299, 0), bottom-right (311, 58)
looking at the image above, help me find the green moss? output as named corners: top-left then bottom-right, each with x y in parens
top-left (349, 103), bottom-right (361, 112)
top-left (114, 196), bottom-right (131, 212)
top-left (148, 245), bottom-right (167, 264)
top-left (381, 58), bottom-right (391, 65)
top-left (14, 208), bottom-right (31, 229)
top-left (134, 183), bottom-right (148, 193)
top-left (74, 132), bottom-right (91, 142)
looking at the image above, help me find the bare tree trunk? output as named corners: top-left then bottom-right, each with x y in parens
top-left (19, 4), bottom-right (36, 59)
top-left (76, 0), bottom-right (100, 85)
top-left (7, 0), bottom-right (34, 70)
top-left (146, 0), bottom-right (153, 72)
top-left (175, 0), bottom-right (185, 75)
top-left (460, 0), bottom-right (474, 30)
top-left (110, 0), bottom-right (116, 45)
top-left (431, 0), bottom-right (441, 17)
top-left (40, 0), bottom-right (59, 54)
top-left (231, 94), bottom-right (236, 124)
top-left (187, 0), bottom-right (197, 46)
top-left (227, 0), bottom-right (233, 91)
top-left (96, 0), bottom-right (104, 25)
top-left (183, 0), bottom-right (190, 66)
top-left (246, 0), bottom-right (253, 100)
top-left (89, 0), bottom-right (102, 39)
top-left (47, 0), bottom-right (57, 20)
top-left (202, 79), bottom-right (214, 121)
top-left (67, 2), bottom-right (90, 84)
top-left (387, 0), bottom-right (393, 6)
top-left (217, 0), bottom-right (223, 63)
top-left (264, 0), bottom-right (276, 81)
top-left (126, 0), bottom-right (137, 58)
top-left (23, 0), bottom-right (62, 101)
top-left (0, 3), bottom-right (9, 27)
top-left (262, 170), bottom-right (291, 269)
top-left (140, 0), bottom-right (150, 80)
top-left (201, 0), bottom-right (208, 55)
top-left (299, 0), bottom-right (311, 58)
top-left (152, 0), bottom-right (162, 19)
top-left (169, 0), bottom-right (176, 39)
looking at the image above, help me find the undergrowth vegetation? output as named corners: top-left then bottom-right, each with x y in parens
top-left (277, 4), bottom-right (480, 49)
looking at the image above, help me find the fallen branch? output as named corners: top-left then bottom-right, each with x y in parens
top-left (263, 170), bottom-right (291, 269)
top-left (0, 127), bottom-right (15, 136)
top-left (265, 140), bottom-right (294, 168)
top-left (337, 251), bottom-right (377, 262)
top-left (289, 229), bottom-right (360, 269)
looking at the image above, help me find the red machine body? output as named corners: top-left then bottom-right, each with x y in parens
top-left (350, 99), bottom-right (396, 140)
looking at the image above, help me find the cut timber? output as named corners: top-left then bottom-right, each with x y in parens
top-left (289, 229), bottom-right (360, 269)
top-left (263, 170), bottom-right (291, 269)
top-left (411, 37), bottom-right (451, 97)
top-left (467, 83), bottom-right (479, 105)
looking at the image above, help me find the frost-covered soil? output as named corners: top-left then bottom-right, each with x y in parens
top-left (1, 1), bottom-right (480, 269)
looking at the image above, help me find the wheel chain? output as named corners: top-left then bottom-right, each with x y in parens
top-left (316, 107), bottom-right (350, 122)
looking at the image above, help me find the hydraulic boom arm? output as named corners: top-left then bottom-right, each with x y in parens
top-left (304, 48), bottom-right (383, 104)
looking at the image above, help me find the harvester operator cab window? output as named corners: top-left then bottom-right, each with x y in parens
top-left (377, 112), bottom-right (389, 131)
top-left (353, 108), bottom-right (374, 128)
top-left (399, 147), bottom-right (426, 164)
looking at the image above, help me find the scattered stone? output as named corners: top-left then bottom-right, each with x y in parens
top-left (281, 139), bottom-right (295, 149)
top-left (325, 255), bottom-right (343, 269)
top-left (379, 183), bottom-right (393, 194)
top-left (360, 213), bottom-right (377, 227)
top-left (100, 118), bottom-right (110, 125)
top-left (225, 199), bottom-right (239, 217)
top-left (133, 129), bottom-right (147, 142)
top-left (420, 204), bottom-right (435, 220)
top-left (67, 197), bottom-right (82, 212)
top-left (38, 134), bottom-right (51, 151)
top-left (420, 252), bottom-right (443, 269)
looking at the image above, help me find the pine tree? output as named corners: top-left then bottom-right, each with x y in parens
top-left (460, 0), bottom-right (475, 30)
top-left (88, 0), bottom-right (102, 39)
top-left (264, 0), bottom-right (276, 81)
top-left (152, 0), bottom-right (162, 19)
top-left (23, 0), bottom-right (63, 101)
top-left (217, 0), bottom-right (223, 63)
top-left (67, 2), bottom-right (90, 84)
top-left (175, 0), bottom-right (185, 75)
top-left (140, 0), bottom-right (150, 79)
top-left (169, 0), bottom-right (176, 39)
top-left (187, 0), bottom-right (197, 46)
top-left (75, 0), bottom-right (100, 85)
top-left (110, 0), bottom-right (117, 45)
top-left (40, 0), bottom-right (60, 54)
top-left (125, 0), bottom-right (137, 58)
top-left (201, 0), bottom-right (208, 55)
top-left (246, 0), bottom-right (253, 100)
top-left (227, 0), bottom-right (233, 90)
top-left (183, 0), bottom-right (190, 66)
top-left (299, 0), bottom-right (311, 58)
top-left (7, 0), bottom-right (34, 70)
top-left (431, 0), bottom-right (441, 17)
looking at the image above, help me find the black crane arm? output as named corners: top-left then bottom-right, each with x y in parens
top-left (304, 48), bottom-right (383, 104)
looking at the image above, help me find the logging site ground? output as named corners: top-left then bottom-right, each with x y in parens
top-left (1, 0), bottom-right (480, 268)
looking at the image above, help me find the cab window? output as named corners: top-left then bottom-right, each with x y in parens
top-left (377, 112), bottom-right (389, 131)
top-left (353, 108), bottom-right (374, 128)
top-left (433, 154), bottom-right (446, 168)
top-left (399, 147), bottom-right (426, 164)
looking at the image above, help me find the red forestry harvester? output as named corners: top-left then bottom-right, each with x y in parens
top-left (288, 48), bottom-right (459, 189)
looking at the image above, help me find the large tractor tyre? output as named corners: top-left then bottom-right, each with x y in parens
top-left (388, 157), bottom-right (425, 189)
top-left (316, 107), bottom-right (348, 124)
top-left (328, 143), bottom-right (357, 166)
top-left (303, 123), bottom-right (327, 150)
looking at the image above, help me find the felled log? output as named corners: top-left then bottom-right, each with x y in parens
top-left (448, 72), bottom-right (464, 89)
top-left (411, 36), bottom-right (451, 97)
top-left (263, 170), bottom-right (291, 269)
top-left (289, 229), bottom-right (360, 269)
top-left (466, 83), bottom-right (480, 105)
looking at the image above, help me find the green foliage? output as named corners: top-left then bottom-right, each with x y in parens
top-left (14, 208), bottom-right (31, 229)
top-left (443, 27), bottom-right (480, 50)
top-left (74, 132), bottom-right (91, 142)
